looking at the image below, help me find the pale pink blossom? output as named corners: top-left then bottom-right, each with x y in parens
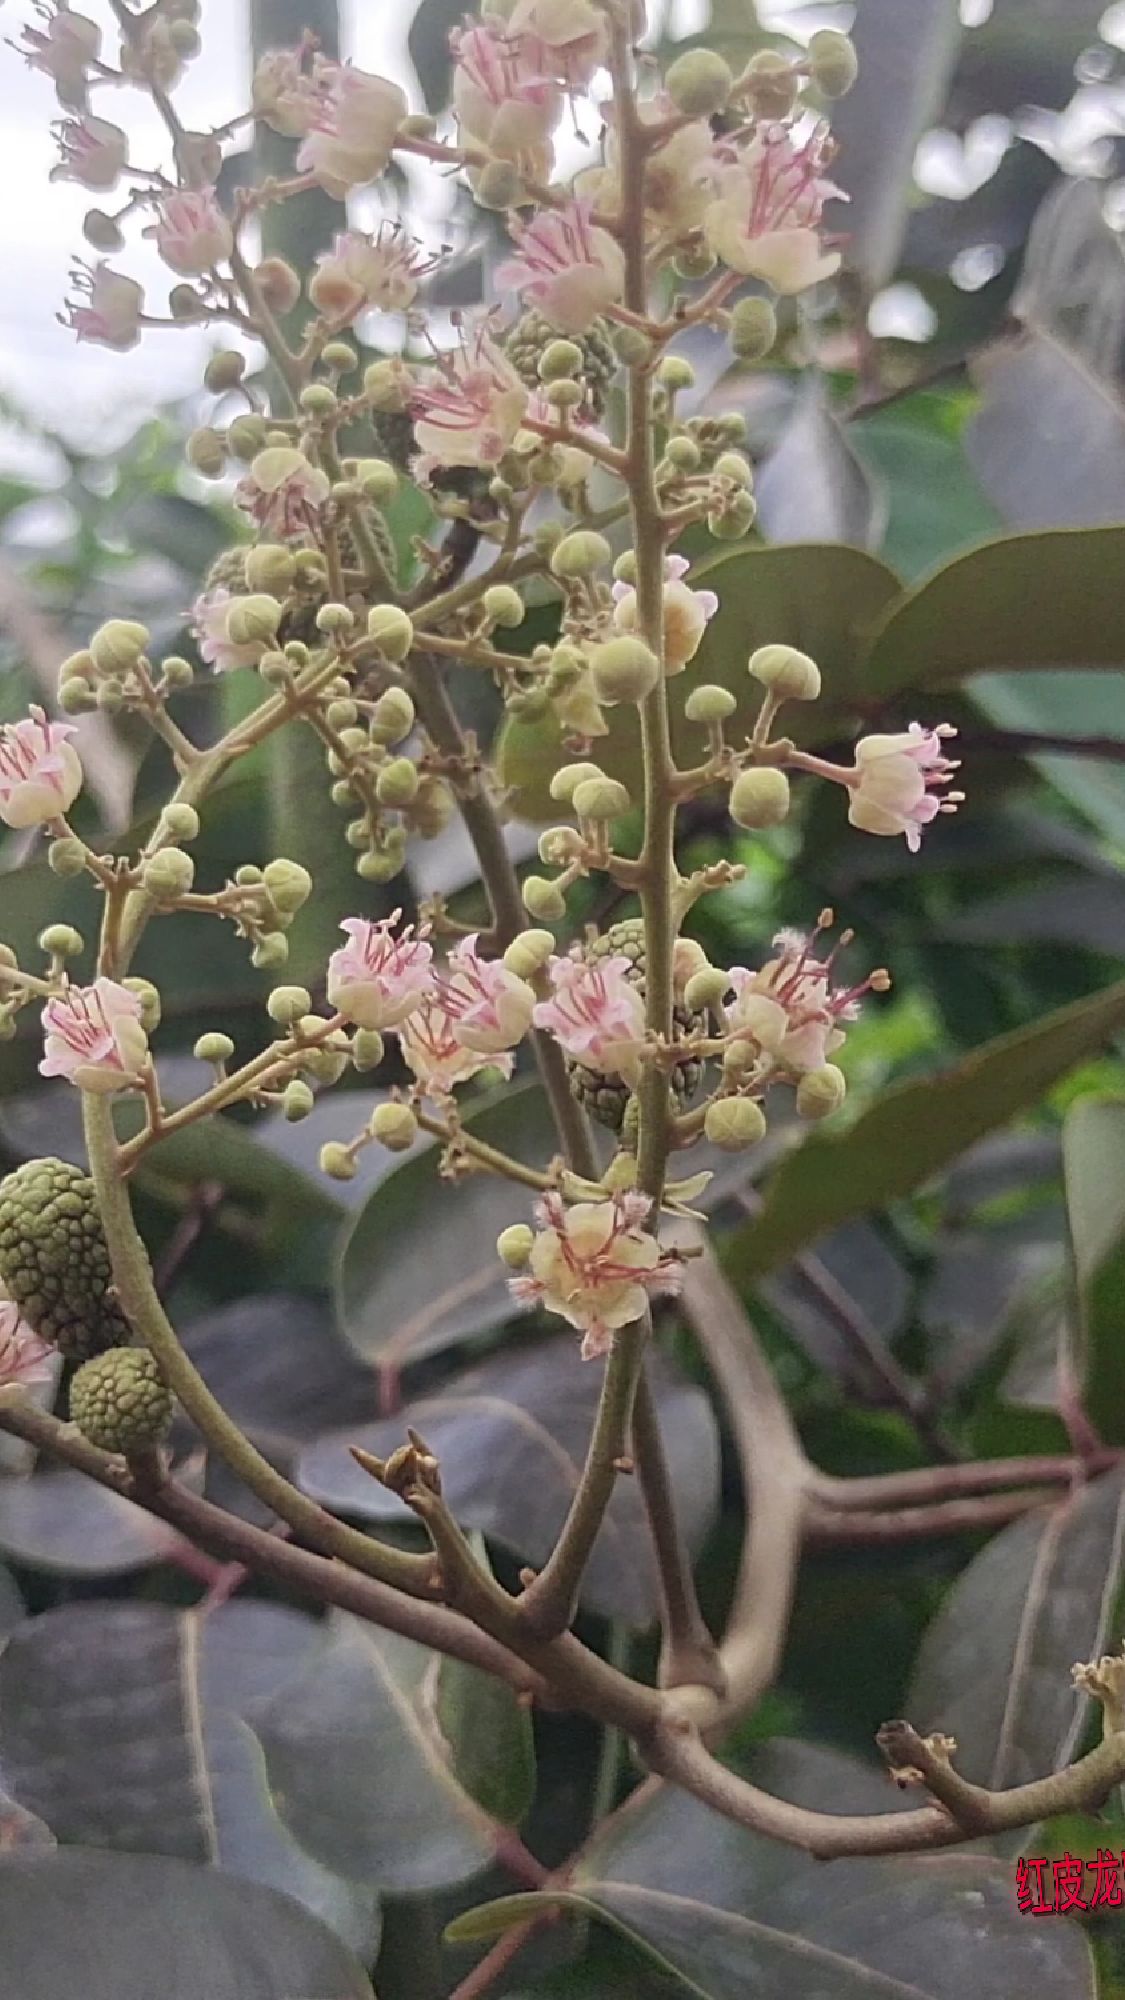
top-left (0, 1298), bottom-right (54, 1389)
top-left (235, 447), bottom-right (331, 538)
top-left (310, 224), bottom-right (437, 320)
top-left (410, 324), bottom-right (529, 475)
top-left (40, 978), bottom-right (149, 1094)
top-left (398, 992), bottom-right (513, 1096)
top-left (19, 5), bottom-right (100, 103)
top-left (190, 588), bottom-right (261, 674)
top-left (50, 114), bottom-right (127, 190)
top-left (62, 262), bottom-right (143, 351)
top-left (847, 724), bottom-right (962, 852)
top-left (613, 555), bottom-right (719, 675)
top-left (451, 22), bottom-right (558, 163)
top-left (533, 953), bottom-right (646, 1078)
top-left (507, 0), bottom-right (610, 90)
top-left (509, 1191), bottom-right (681, 1359)
top-left (326, 914), bottom-right (434, 1032)
top-left (496, 199), bottom-right (625, 335)
top-left (252, 48), bottom-right (318, 137)
top-left (435, 935), bottom-right (535, 1056)
top-left (295, 60), bottom-right (408, 198)
top-left (725, 925), bottom-right (876, 1075)
top-left (146, 187), bottom-right (232, 277)
top-left (0, 708), bottom-right (82, 829)
top-left (703, 126), bottom-right (844, 293)
top-left (582, 96), bottom-right (713, 240)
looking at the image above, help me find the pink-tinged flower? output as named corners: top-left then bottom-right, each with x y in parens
top-left (145, 187), bottom-right (232, 277)
top-left (451, 22), bottom-right (558, 163)
top-left (0, 708), bottom-right (82, 829)
top-left (189, 588), bottom-right (261, 674)
top-left (62, 262), bottom-right (144, 351)
top-left (703, 125), bottom-right (844, 293)
top-left (40, 978), bottom-right (149, 1094)
top-left (725, 923), bottom-right (879, 1075)
top-left (295, 60), bottom-right (408, 198)
top-left (0, 1297), bottom-right (54, 1389)
top-left (510, 1190), bottom-right (681, 1359)
top-left (310, 223), bottom-right (437, 320)
top-left (507, 0), bottom-right (610, 90)
top-left (398, 992), bottom-right (513, 1096)
top-left (582, 95), bottom-right (713, 240)
top-left (533, 953), bottom-right (646, 1078)
top-left (410, 323), bottom-right (529, 475)
top-left (234, 446), bottom-right (331, 539)
top-left (496, 199), bottom-right (625, 336)
top-left (19, 4), bottom-right (100, 103)
top-left (252, 47), bottom-right (319, 137)
top-left (50, 114), bottom-right (127, 190)
top-left (847, 724), bottom-right (963, 852)
top-left (326, 914), bottom-right (434, 1032)
top-left (613, 555), bottom-right (719, 676)
top-left (435, 934), bottom-right (535, 1056)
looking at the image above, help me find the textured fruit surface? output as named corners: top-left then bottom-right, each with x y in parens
top-left (0, 1157), bottom-right (133, 1359)
top-left (69, 1347), bottom-right (173, 1453)
top-left (505, 309), bottom-right (617, 415)
top-left (566, 919), bottom-right (704, 1133)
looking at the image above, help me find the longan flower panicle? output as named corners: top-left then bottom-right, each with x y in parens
top-left (509, 1190), bottom-right (683, 1360)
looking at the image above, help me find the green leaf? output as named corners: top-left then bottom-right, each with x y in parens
top-left (969, 671), bottom-right (1125, 847)
top-left (0, 1465), bottom-right (191, 1577)
top-left (0, 1850), bottom-right (375, 2000)
top-left (1063, 1098), bottom-right (1125, 1443)
top-left (755, 379), bottom-right (884, 549)
top-left (730, 974), bottom-right (1125, 1278)
top-left (432, 1540), bottom-right (537, 1827)
top-left (0, 1601), bottom-right (380, 1957)
top-left (849, 395), bottom-right (1003, 579)
top-left (861, 526), bottom-right (1125, 704)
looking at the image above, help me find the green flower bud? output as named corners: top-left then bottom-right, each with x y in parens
top-left (203, 350), bottom-right (245, 394)
top-left (665, 46), bottom-right (732, 115)
top-left (371, 688), bottom-right (416, 743)
top-left (572, 776), bottom-right (633, 822)
top-left (748, 643), bottom-right (821, 701)
top-left (544, 378), bottom-right (584, 412)
top-left (325, 699), bottom-right (358, 731)
top-left (351, 1028), bottom-right (385, 1071)
top-left (262, 858), bottom-right (312, 914)
top-left (367, 604), bottom-right (415, 661)
top-left (69, 1348), bottom-right (173, 1453)
top-left (370, 1102), bottom-right (418, 1152)
top-left (266, 984), bottom-right (312, 1026)
top-left (140, 848), bottom-right (195, 899)
top-left (612, 552), bottom-right (637, 585)
top-left (539, 826), bottom-right (583, 866)
top-left (399, 111), bottom-right (438, 138)
top-left (251, 932), bottom-right (289, 970)
top-left (161, 655), bottom-right (195, 690)
top-left (611, 324), bottom-right (652, 368)
top-left (234, 864), bottom-right (264, 885)
top-left (59, 648), bottom-right (96, 684)
top-left (482, 584), bottom-right (525, 628)
top-left (658, 355), bottom-right (696, 393)
top-left (353, 457), bottom-right (399, 504)
top-left (83, 208), bottom-right (125, 252)
top-left (663, 434), bottom-right (702, 471)
top-left (48, 836), bottom-right (87, 877)
top-left (796, 1062), bottom-right (847, 1119)
top-left (741, 47), bottom-right (799, 119)
top-left (589, 636), bottom-right (660, 705)
top-left (244, 543), bottom-right (297, 594)
top-left (355, 849), bottom-right (402, 883)
top-left (186, 426), bottom-right (227, 477)
top-left (363, 358), bottom-right (413, 411)
top-left (548, 762), bottom-right (604, 804)
top-left (550, 530), bottom-right (612, 580)
top-left (95, 679), bottom-right (125, 713)
top-left (538, 339), bottom-right (584, 382)
top-left (252, 257), bottom-right (302, 314)
top-left (38, 923), bottom-right (83, 959)
top-left (729, 766), bottom-right (791, 829)
top-left (58, 680), bottom-right (96, 715)
top-left (89, 619), bottom-right (150, 676)
top-left (807, 28), bottom-right (858, 97)
top-left (226, 594), bottom-right (283, 648)
top-left (684, 684), bottom-right (736, 725)
top-left (502, 929), bottom-right (555, 979)
top-left (409, 779), bottom-right (452, 839)
top-left (331, 778), bottom-right (357, 808)
top-left (714, 449), bottom-right (754, 488)
top-left (673, 241), bottom-right (716, 280)
top-left (194, 1031), bottom-right (234, 1064)
top-left (322, 340), bottom-right (358, 372)
top-left (316, 602), bottom-right (355, 636)
top-left (319, 1141), bottom-right (357, 1182)
top-left (283, 1078), bottom-right (316, 1122)
top-left (345, 816), bottom-right (373, 850)
top-left (729, 296), bottom-right (778, 362)
top-left (684, 967), bottom-right (731, 1012)
top-left (161, 804), bottom-right (200, 842)
top-left (708, 490), bottom-right (757, 539)
top-left (496, 1223), bottom-right (535, 1269)
top-left (169, 283), bottom-right (206, 321)
top-left (122, 977), bottom-right (161, 1033)
top-left (522, 875), bottom-right (567, 921)
top-left (474, 158), bottom-right (525, 209)
top-left (0, 1156), bottom-right (135, 1358)
top-left (300, 383), bottom-right (338, 417)
top-left (258, 652), bottom-right (291, 685)
top-left (226, 413), bottom-right (269, 460)
top-left (376, 757), bottom-right (420, 808)
top-left (704, 1095), bottom-right (768, 1152)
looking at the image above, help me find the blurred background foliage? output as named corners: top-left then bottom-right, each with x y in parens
top-left (2, 1), bottom-right (1125, 1997)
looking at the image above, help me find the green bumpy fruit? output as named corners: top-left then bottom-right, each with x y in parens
top-left (505, 309), bottom-right (618, 417)
top-left (69, 1348), bottom-right (173, 1454)
top-left (0, 1157), bottom-right (133, 1359)
top-left (566, 918), bottom-right (704, 1134)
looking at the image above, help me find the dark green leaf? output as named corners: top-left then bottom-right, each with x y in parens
top-left (1063, 1098), bottom-right (1125, 1444)
top-left (433, 1540), bottom-right (537, 1828)
top-left (850, 396), bottom-right (1002, 579)
top-left (0, 1465), bottom-right (190, 1577)
top-left (755, 379), bottom-right (883, 549)
top-left (969, 672), bottom-right (1125, 847)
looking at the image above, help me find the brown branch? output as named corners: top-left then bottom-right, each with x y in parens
top-left (804, 1489), bottom-right (1054, 1544)
top-left (811, 1450), bottom-right (1119, 1511)
top-left (632, 1366), bottom-right (725, 1694)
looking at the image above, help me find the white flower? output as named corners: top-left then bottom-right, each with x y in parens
top-left (310, 224), bottom-right (436, 320)
top-left (0, 708), bottom-right (82, 828)
top-left (451, 22), bottom-right (558, 165)
top-left (62, 262), bottom-right (144, 351)
top-left (40, 978), bottom-right (149, 1094)
top-left (612, 556), bottom-right (719, 675)
top-left (509, 1191), bottom-right (681, 1359)
top-left (703, 126), bottom-right (844, 293)
top-left (326, 914), bottom-right (434, 1032)
top-left (410, 323), bottom-right (529, 474)
top-left (434, 935), bottom-right (535, 1056)
top-left (398, 992), bottom-right (513, 1096)
top-left (50, 114), bottom-right (127, 190)
top-left (146, 188), bottom-right (233, 277)
top-left (848, 724), bottom-right (962, 852)
top-left (496, 199), bottom-right (625, 335)
top-left (295, 60), bottom-right (407, 197)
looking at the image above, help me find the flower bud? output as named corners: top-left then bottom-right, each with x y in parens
top-left (704, 1096), bottom-right (768, 1152)
top-left (122, 976), bottom-right (161, 1032)
top-left (323, 340), bottom-right (358, 372)
top-left (354, 457), bottom-right (399, 504)
top-left (539, 826), bottom-right (584, 867)
top-left (371, 1102), bottom-right (418, 1152)
top-left (502, 929), bottom-right (555, 979)
top-left (589, 636), bottom-right (660, 705)
top-left (496, 1223), bottom-right (535, 1269)
top-left (796, 1063), bottom-right (847, 1120)
top-left (266, 984), bottom-right (312, 1026)
top-left (83, 209), bottom-right (125, 252)
top-left (482, 584), bottom-right (525, 629)
top-left (544, 379), bottom-right (583, 412)
top-left (39, 923), bottom-right (83, 959)
top-left (169, 284), bottom-right (207, 321)
top-left (319, 1141), bottom-right (357, 1181)
top-left (549, 761), bottom-right (606, 804)
top-left (251, 932), bottom-right (289, 970)
top-left (58, 682), bottom-right (94, 715)
top-left (522, 875), bottom-right (567, 921)
top-left (96, 679), bottom-right (124, 713)
top-left (226, 594), bottom-right (283, 648)
top-left (262, 858), bottom-right (312, 914)
top-left (316, 602), bottom-right (355, 636)
top-left (162, 655), bottom-right (194, 690)
top-left (474, 159), bottom-right (525, 209)
top-left (161, 803), bottom-right (200, 842)
top-left (48, 836), bottom-right (87, 878)
top-left (351, 1028), bottom-right (385, 1071)
top-left (300, 383), bottom-right (338, 417)
top-left (674, 242), bottom-right (716, 280)
top-left (367, 605), bottom-right (415, 662)
top-left (807, 28), bottom-right (859, 98)
top-left (194, 1031), bottom-right (234, 1064)
top-left (258, 651), bottom-right (290, 685)
top-left (253, 256), bottom-right (302, 314)
top-left (371, 688), bottom-right (415, 743)
top-left (714, 450), bottom-right (754, 488)
top-left (730, 296), bottom-right (778, 362)
top-left (539, 339), bottom-right (584, 382)
top-left (663, 434), bottom-right (702, 472)
top-left (612, 325), bottom-right (652, 368)
top-left (59, 649), bottom-right (96, 684)
top-left (203, 350), bottom-right (245, 394)
top-left (729, 766), bottom-right (791, 829)
top-left (665, 46), bottom-right (732, 114)
top-left (613, 553), bottom-right (637, 585)
top-left (550, 530), bottom-right (612, 580)
top-left (363, 358), bottom-right (413, 411)
top-left (283, 1079), bottom-right (316, 1122)
top-left (708, 491), bottom-right (757, 539)
top-left (244, 543), bottom-right (297, 594)
top-left (685, 967), bottom-right (731, 1012)
top-left (741, 47), bottom-right (799, 118)
top-left (684, 684), bottom-right (736, 725)
top-left (748, 643), bottom-right (821, 702)
top-left (140, 847), bottom-right (195, 898)
top-left (89, 619), bottom-right (150, 675)
top-left (376, 757), bottom-right (419, 808)
top-left (572, 776), bottom-right (632, 822)
top-left (187, 426), bottom-right (227, 476)
top-left (227, 413), bottom-right (269, 461)
top-left (356, 848), bottom-right (402, 883)
top-left (659, 355), bottom-right (696, 394)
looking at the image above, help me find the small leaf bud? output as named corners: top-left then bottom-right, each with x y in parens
top-left (538, 339), bottom-right (584, 382)
top-left (371, 1102), bottom-right (419, 1152)
top-left (140, 848), bottom-right (196, 898)
top-left (684, 967), bottom-right (731, 1012)
top-left (187, 426), bottom-right (227, 477)
top-left (589, 636), bottom-right (660, 705)
top-left (89, 618), bottom-right (150, 675)
top-left (194, 1031), bottom-right (234, 1064)
top-left (262, 859), bottom-right (313, 914)
top-left (203, 350), bottom-right (245, 394)
top-left (351, 1028), bottom-right (385, 1071)
top-left (482, 584), bottom-right (525, 628)
top-left (319, 1141), bottom-right (357, 1181)
top-left (572, 776), bottom-right (633, 822)
top-left (796, 1063), bottom-right (847, 1120)
top-left (665, 46), bottom-right (732, 115)
top-left (729, 296), bottom-right (778, 362)
top-left (244, 544), bottom-right (297, 594)
top-left (807, 28), bottom-right (859, 97)
top-left (522, 875), bottom-right (567, 921)
top-left (741, 47), bottom-right (799, 119)
top-left (684, 684), bottom-right (737, 725)
top-left (502, 929), bottom-right (555, 979)
top-left (226, 595), bottom-right (283, 648)
top-left (704, 1096), bottom-right (768, 1151)
top-left (161, 804), bottom-right (200, 842)
top-left (496, 1223), bottom-right (535, 1269)
top-left (283, 1079), bottom-right (316, 1122)
top-left (122, 976), bottom-right (161, 1032)
top-left (748, 643), bottom-right (821, 701)
top-left (550, 530), bottom-right (612, 579)
top-left (39, 923), bottom-right (83, 959)
top-left (729, 766), bottom-right (791, 829)
top-left (226, 413), bottom-right (269, 460)
top-left (371, 688), bottom-right (416, 743)
top-left (251, 932), bottom-right (289, 970)
top-left (367, 605), bottom-right (415, 662)
top-left (376, 757), bottom-right (420, 808)
top-left (48, 836), bottom-right (87, 878)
